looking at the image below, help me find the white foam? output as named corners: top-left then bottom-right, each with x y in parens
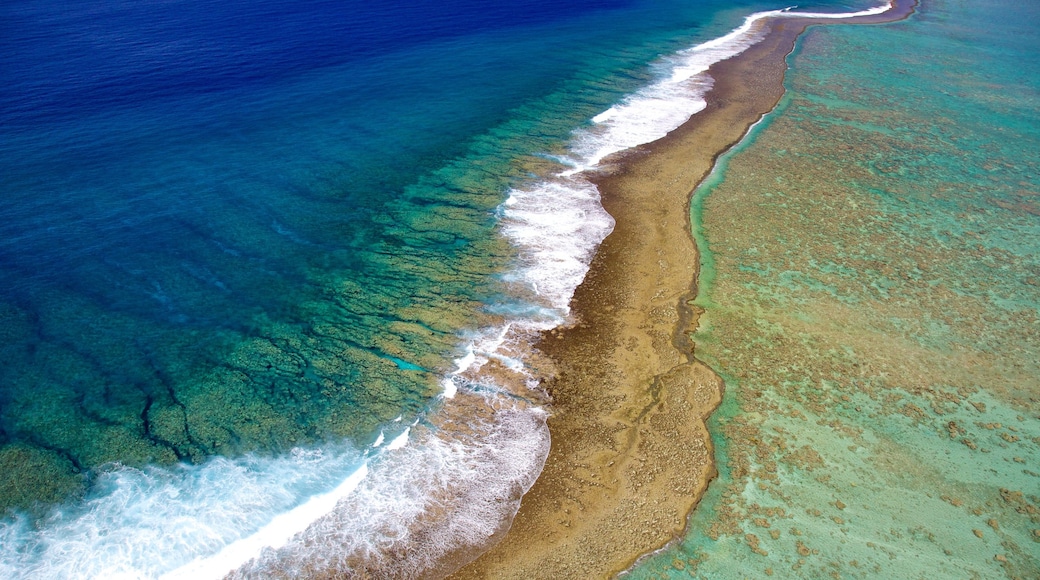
top-left (228, 405), bottom-right (550, 578)
top-left (0, 448), bottom-right (363, 579)
top-left (385, 428), bottom-right (410, 451)
top-left (441, 377), bottom-right (458, 399)
top-left (461, 324), bottom-right (515, 373)
top-left (780, 2), bottom-right (893, 19)
top-left (500, 178), bottom-right (614, 314)
top-left (160, 464), bottom-right (370, 580)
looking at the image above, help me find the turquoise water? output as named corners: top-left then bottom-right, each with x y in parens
top-left (0, 0), bottom-right (888, 576)
top-left (628, 0), bottom-right (1040, 577)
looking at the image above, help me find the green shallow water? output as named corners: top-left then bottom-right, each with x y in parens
top-left (629, 0), bottom-right (1040, 578)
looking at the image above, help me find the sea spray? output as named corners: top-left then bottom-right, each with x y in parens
top-left (228, 397), bottom-right (550, 578)
top-left (0, 447), bottom-right (365, 578)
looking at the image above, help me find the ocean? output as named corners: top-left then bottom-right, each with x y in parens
top-left (1, 0), bottom-right (910, 577)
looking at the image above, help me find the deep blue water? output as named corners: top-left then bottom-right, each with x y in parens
top-left (0, 0), bottom-right (875, 575)
top-left (2, 0), bottom-right (639, 122)
top-left (2, 0), bottom-right (652, 489)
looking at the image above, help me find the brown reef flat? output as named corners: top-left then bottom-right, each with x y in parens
top-left (450, 2), bottom-right (914, 578)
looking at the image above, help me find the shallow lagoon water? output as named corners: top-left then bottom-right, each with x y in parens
top-left (628, 0), bottom-right (1040, 577)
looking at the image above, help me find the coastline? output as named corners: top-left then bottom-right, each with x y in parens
top-left (450, 2), bottom-right (916, 578)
